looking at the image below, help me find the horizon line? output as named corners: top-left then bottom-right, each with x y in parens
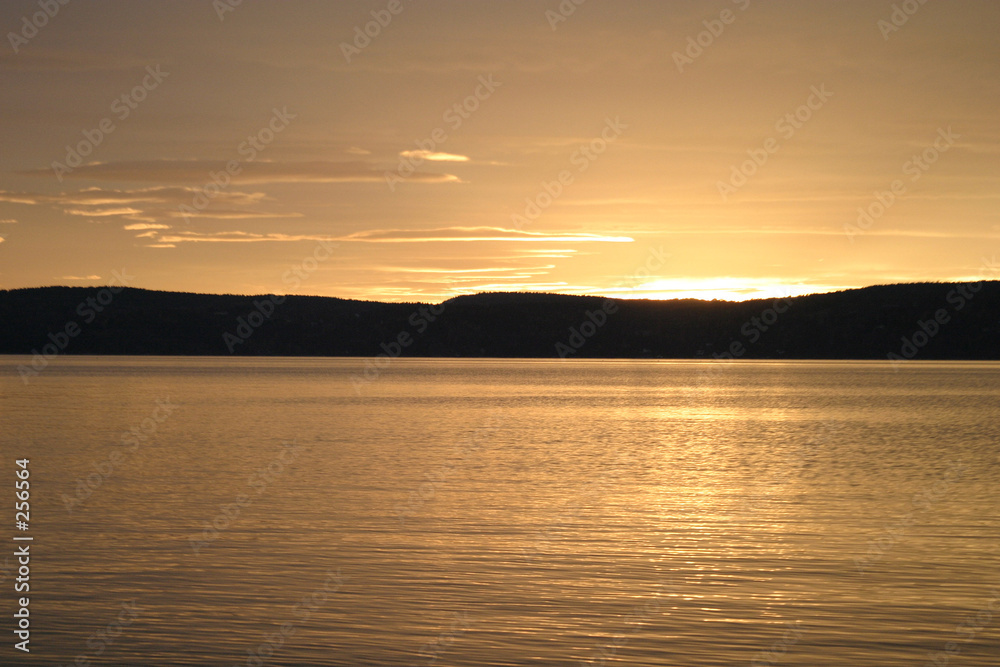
top-left (3, 279), bottom-right (995, 306)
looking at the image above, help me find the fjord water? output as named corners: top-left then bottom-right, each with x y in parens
top-left (2, 357), bottom-right (998, 666)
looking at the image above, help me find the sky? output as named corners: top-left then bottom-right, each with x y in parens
top-left (0, 0), bottom-right (998, 303)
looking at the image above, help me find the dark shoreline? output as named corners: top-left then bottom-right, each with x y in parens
top-left (2, 282), bottom-right (998, 360)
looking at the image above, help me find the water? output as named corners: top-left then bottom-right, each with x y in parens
top-left (1, 357), bottom-right (998, 666)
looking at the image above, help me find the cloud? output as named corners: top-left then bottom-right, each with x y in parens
top-left (64, 207), bottom-right (146, 218)
top-left (61, 275), bottom-right (102, 281)
top-left (340, 226), bottom-right (634, 243)
top-left (17, 159), bottom-right (461, 185)
top-left (0, 218), bottom-right (17, 224)
top-left (124, 223), bottom-right (171, 230)
top-left (399, 150), bottom-right (470, 162)
top-left (0, 186), bottom-right (288, 224)
top-left (556, 197), bottom-right (658, 207)
top-left (0, 186), bottom-right (265, 207)
top-left (155, 231), bottom-right (336, 244)
top-left (517, 248), bottom-right (579, 258)
top-left (0, 193), bottom-right (38, 205)
top-left (165, 209), bottom-right (303, 221)
top-left (147, 226), bottom-right (632, 247)
top-left (377, 265), bottom-right (556, 275)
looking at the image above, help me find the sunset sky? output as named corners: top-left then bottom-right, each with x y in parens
top-left (1, 0), bottom-right (997, 302)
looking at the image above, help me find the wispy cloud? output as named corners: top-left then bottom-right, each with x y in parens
top-left (165, 209), bottom-right (303, 221)
top-left (64, 207), bottom-right (146, 218)
top-left (0, 187), bottom-right (291, 225)
top-left (148, 226), bottom-right (632, 248)
top-left (124, 223), bottom-right (171, 230)
top-left (156, 231), bottom-right (333, 244)
top-left (399, 150), bottom-right (470, 162)
top-left (377, 265), bottom-right (556, 274)
top-left (0, 186), bottom-right (265, 207)
top-left (555, 197), bottom-right (658, 207)
top-left (341, 227), bottom-right (634, 243)
top-left (17, 159), bottom-right (461, 185)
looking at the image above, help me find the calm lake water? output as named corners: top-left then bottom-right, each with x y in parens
top-left (2, 357), bottom-right (998, 666)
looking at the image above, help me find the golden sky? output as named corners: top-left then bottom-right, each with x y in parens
top-left (1, 0), bottom-right (998, 302)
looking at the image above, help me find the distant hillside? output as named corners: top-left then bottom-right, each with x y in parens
top-left (1, 283), bottom-right (998, 360)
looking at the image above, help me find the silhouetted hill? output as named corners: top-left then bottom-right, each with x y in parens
top-left (1, 282), bottom-right (998, 360)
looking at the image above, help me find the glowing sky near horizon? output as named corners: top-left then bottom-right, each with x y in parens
top-left (0, 0), bottom-right (998, 302)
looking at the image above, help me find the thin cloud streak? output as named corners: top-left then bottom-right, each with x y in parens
top-left (376, 265), bottom-right (557, 274)
top-left (17, 160), bottom-right (462, 185)
top-left (0, 187), bottom-right (298, 224)
top-left (399, 150), bottom-right (470, 162)
top-left (341, 227), bottom-right (634, 243)
top-left (154, 228), bottom-right (633, 245)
